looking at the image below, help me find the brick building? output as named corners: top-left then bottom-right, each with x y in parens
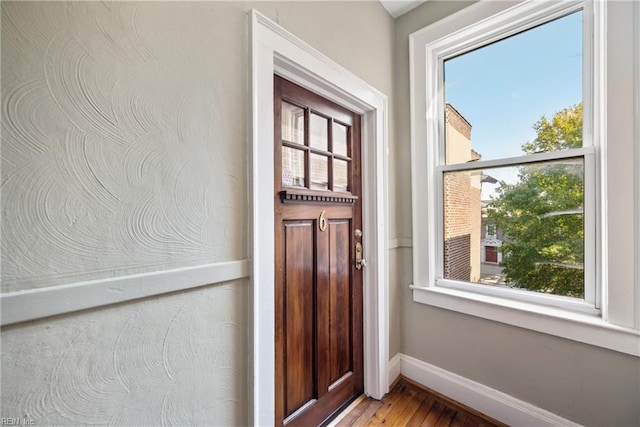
top-left (443, 104), bottom-right (482, 282)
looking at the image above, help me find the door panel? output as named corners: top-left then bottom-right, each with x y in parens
top-left (283, 221), bottom-right (316, 415)
top-left (275, 75), bottom-right (363, 427)
top-left (486, 246), bottom-right (498, 263)
top-left (329, 220), bottom-right (351, 385)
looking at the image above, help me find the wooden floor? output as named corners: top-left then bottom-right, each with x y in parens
top-left (328, 377), bottom-right (504, 427)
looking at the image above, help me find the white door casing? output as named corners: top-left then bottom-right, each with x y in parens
top-left (249, 10), bottom-right (390, 426)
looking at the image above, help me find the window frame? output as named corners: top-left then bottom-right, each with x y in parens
top-left (409, 0), bottom-right (640, 356)
top-left (424, 0), bottom-right (596, 311)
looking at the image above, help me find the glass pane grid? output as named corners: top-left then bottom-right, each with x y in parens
top-left (281, 105), bottom-right (354, 193)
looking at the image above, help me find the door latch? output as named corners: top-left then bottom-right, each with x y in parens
top-left (355, 242), bottom-right (367, 269)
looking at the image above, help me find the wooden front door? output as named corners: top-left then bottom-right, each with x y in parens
top-left (486, 246), bottom-right (498, 263)
top-left (274, 76), bottom-right (364, 426)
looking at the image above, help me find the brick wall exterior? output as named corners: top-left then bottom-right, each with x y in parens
top-left (445, 103), bottom-right (472, 140)
top-left (444, 171), bottom-right (473, 281)
top-left (443, 105), bottom-right (482, 282)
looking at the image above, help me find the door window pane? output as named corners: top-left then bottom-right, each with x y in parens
top-left (282, 102), bottom-right (304, 145)
top-left (333, 123), bottom-right (348, 156)
top-left (282, 146), bottom-right (305, 187)
top-left (333, 159), bottom-right (348, 192)
top-left (310, 113), bottom-right (329, 151)
top-left (310, 153), bottom-right (329, 190)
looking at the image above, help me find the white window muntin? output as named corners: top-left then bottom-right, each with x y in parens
top-left (422, 0), bottom-right (598, 313)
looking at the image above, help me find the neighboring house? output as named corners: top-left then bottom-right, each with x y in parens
top-left (480, 198), bottom-right (504, 264)
top-left (443, 103), bottom-right (482, 283)
top-left (444, 104), bottom-right (504, 285)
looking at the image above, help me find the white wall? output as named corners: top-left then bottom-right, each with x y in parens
top-left (1, 1), bottom-right (248, 292)
top-left (395, 2), bottom-right (640, 425)
top-left (9, 1), bottom-right (636, 425)
top-left (1, 1), bottom-right (394, 424)
top-left (1, 282), bottom-right (246, 425)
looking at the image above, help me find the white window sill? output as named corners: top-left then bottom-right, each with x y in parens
top-left (411, 285), bottom-right (640, 357)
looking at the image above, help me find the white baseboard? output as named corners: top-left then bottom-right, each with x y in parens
top-left (388, 353), bottom-right (401, 386)
top-left (399, 353), bottom-right (581, 427)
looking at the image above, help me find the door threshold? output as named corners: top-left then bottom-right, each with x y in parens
top-left (322, 394), bottom-right (366, 427)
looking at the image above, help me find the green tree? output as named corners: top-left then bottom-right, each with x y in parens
top-left (488, 104), bottom-right (584, 297)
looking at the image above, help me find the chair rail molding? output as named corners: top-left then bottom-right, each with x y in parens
top-left (1, 260), bottom-right (250, 326)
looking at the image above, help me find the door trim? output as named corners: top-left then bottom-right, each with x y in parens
top-left (250, 10), bottom-right (389, 426)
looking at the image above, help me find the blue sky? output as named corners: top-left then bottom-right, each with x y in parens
top-left (444, 10), bottom-right (583, 198)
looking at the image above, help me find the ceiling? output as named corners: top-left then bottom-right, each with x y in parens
top-left (379, 0), bottom-right (427, 18)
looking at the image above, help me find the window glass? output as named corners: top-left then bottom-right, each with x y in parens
top-left (443, 159), bottom-right (585, 298)
top-left (282, 147), bottom-right (305, 187)
top-left (310, 153), bottom-right (329, 190)
top-left (444, 11), bottom-right (583, 165)
top-left (310, 113), bottom-right (329, 151)
top-left (441, 11), bottom-right (585, 299)
top-left (282, 102), bottom-right (305, 145)
top-left (333, 122), bottom-right (348, 157)
top-left (333, 159), bottom-right (349, 192)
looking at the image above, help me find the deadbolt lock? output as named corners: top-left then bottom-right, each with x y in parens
top-left (354, 229), bottom-right (362, 238)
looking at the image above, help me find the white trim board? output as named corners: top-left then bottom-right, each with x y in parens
top-left (634, 0), bottom-right (640, 331)
top-left (388, 353), bottom-right (402, 386)
top-left (389, 238), bottom-right (413, 250)
top-left (0, 260), bottom-right (250, 326)
top-left (399, 353), bottom-right (581, 427)
top-left (250, 9), bottom-right (390, 426)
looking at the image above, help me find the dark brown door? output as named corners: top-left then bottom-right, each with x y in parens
top-left (486, 246), bottom-right (498, 263)
top-left (274, 76), bottom-right (364, 427)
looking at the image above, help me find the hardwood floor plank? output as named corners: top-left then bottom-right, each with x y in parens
top-left (449, 411), bottom-right (470, 427)
top-left (405, 395), bottom-right (436, 426)
top-left (360, 383), bottom-right (410, 426)
top-left (420, 401), bottom-right (446, 426)
top-left (332, 378), bottom-right (502, 427)
top-left (389, 389), bottom-right (429, 426)
top-left (435, 406), bottom-right (458, 427)
top-left (375, 386), bottom-right (418, 425)
top-left (344, 398), bottom-right (383, 426)
top-left (334, 396), bottom-right (369, 426)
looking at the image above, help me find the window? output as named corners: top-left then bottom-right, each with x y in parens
top-left (441, 11), bottom-right (591, 305)
top-left (410, 0), bottom-right (640, 356)
top-left (421, 1), bottom-right (596, 313)
top-left (280, 101), bottom-right (352, 193)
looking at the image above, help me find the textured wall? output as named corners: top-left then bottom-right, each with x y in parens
top-left (1, 1), bottom-right (395, 424)
top-left (1, 1), bottom-right (246, 292)
top-left (1, 282), bottom-right (246, 426)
